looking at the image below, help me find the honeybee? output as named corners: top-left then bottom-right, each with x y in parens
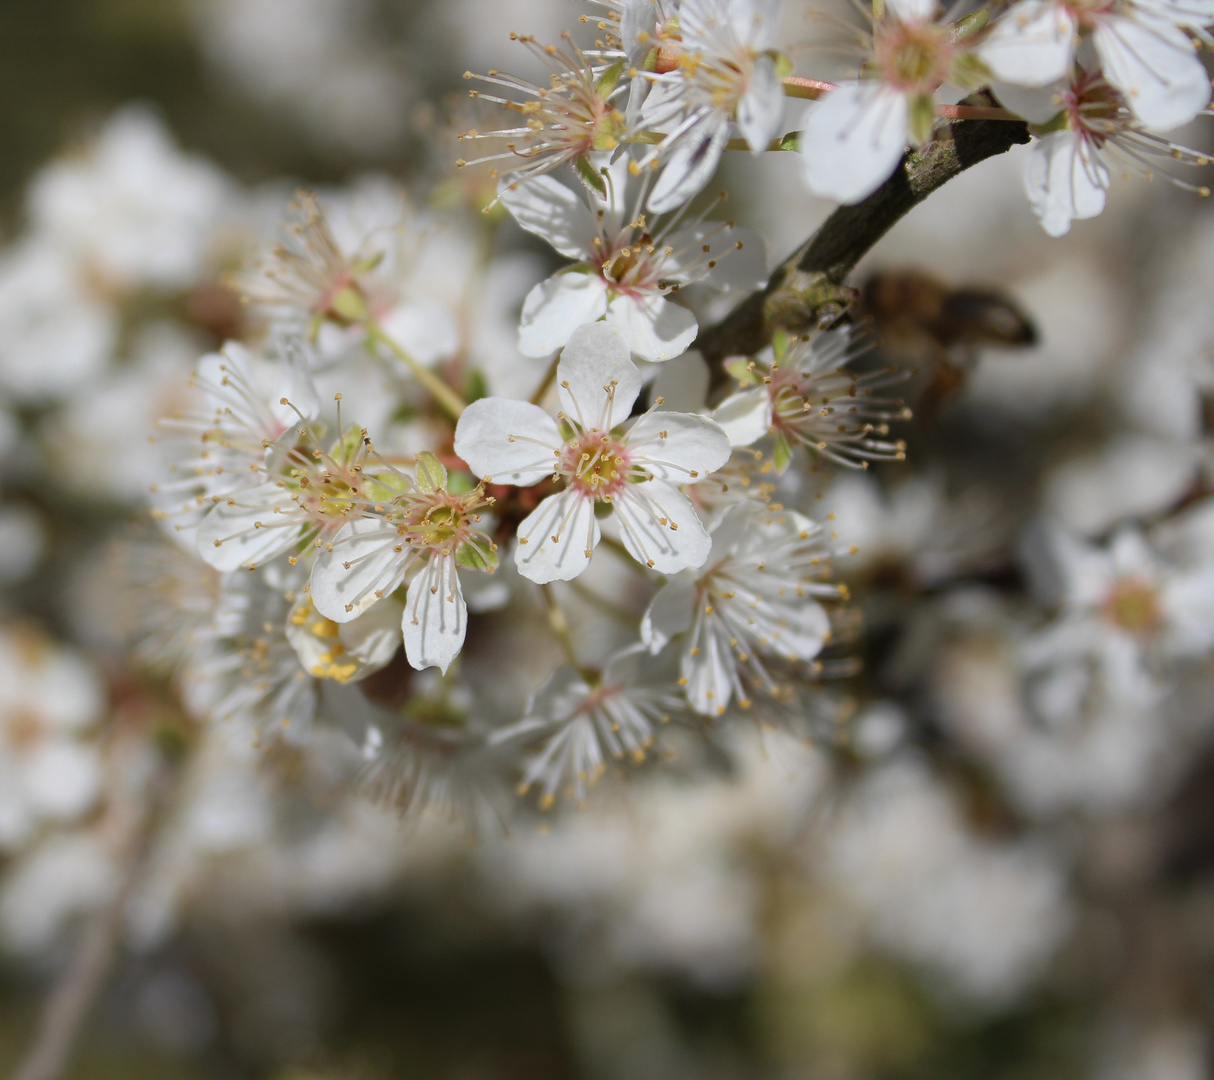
top-left (860, 268), bottom-right (1038, 416)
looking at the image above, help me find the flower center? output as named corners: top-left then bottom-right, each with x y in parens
top-left (1102, 577), bottom-right (1162, 637)
top-left (397, 493), bottom-right (476, 555)
top-left (561, 430), bottom-right (632, 500)
top-left (874, 22), bottom-right (953, 95)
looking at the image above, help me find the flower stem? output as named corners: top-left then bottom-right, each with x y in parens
top-left (530, 354), bottom-right (560, 406)
top-left (365, 321), bottom-right (467, 420)
top-left (539, 584), bottom-right (585, 674)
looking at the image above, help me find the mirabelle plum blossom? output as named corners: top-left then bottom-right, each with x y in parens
top-left (978, 0), bottom-right (1213, 131)
top-left (799, 0), bottom-right (970, 203)
top-left (453, 323), bottom-right (731, 583)
top-left (309, 452), bottom-right (500, 674)
top-left (0, 628), bottom-right (105, 850)
top-left (1021, 523), bottom-right (1214, 709)
top-left (498, 164), bottom-right (765, 360)
top-left (491, 646), bottom-right (684, 807)
top-left (636, 0), bottom-right (787, 213)
top-left (995, 70), bottom-right (1212, 237)
top-left (641, 502), bottom-right (840, 715)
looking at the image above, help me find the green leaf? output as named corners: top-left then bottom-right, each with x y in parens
top-left (415, 451), bottom-right (448, 494)
top-left (596, 61), bottom-right (625, 98)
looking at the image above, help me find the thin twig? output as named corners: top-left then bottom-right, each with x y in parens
top-left (696, 93), bottom-right (1030, 380)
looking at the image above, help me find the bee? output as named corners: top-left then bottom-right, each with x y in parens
top-left (860, 268), bottom-right (1038, 416)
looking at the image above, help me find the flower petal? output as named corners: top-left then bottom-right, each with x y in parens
top-left (711, 387), bottom-right (773, 446)
top-left (614, 479), bottom-right (712, 573)
top-left (648, 115), bottom-right (731, 214)
top-left (640, 576), bottom-right (697, 654)
top-left (605, 292), bottom-right (698, 362)
top-left (514, 489), bottom-right (601, 583)
top-left (498, 173), bottom-right (597, 260)
top-left (737, 52), bottom-right (784, 153)
top-left (517, 271), bottom-right (609, 358)
top-left (453, 397), bottom-right (564, 485)
top-left (403, 555), bottom-right (467, 674)
top-left (626, 411), bottom-right (732, 481)
top-left (1095, 11), bottom-right (1211, 130)
top-left (977, 0), bottom-right (1076, 87)
top-left (799, 83), bottom-right (910, 204)
top-left (556, 322), bottom-right (642, 428)
top-left (310, 518), bottom-right (413, 622)
top-left (195, 483), bottom-right (302, 571)
top-left (1024, 130), bottom-right (1109, 237)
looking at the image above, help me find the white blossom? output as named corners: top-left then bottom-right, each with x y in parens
top-left (453, 322), bottom-right (731, 583)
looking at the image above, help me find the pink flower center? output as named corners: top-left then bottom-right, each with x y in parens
top-left (873, 21), bottom-right (953, 96)
top-left (561, 429), bottom-right (633, 500)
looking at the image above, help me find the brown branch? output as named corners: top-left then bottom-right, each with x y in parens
top-left (697, 97), bottom-right (1030, 372)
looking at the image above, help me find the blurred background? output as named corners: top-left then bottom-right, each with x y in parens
top-left (0, 1), bottom-right (1213, 1078)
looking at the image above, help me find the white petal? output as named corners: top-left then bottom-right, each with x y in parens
top-left (557, 322), bottom-right (642, 427)
top-left (453, 397), bottom-right (564, 485)
top-left (711, 388), bottom-right (773, 446)
top-left (614, 480), bottom-right (712, 573)
top-left (1095, 12), bottom-right (1211, 130)
top-left (681, 629), bottom-right (735, 716)
top-left (517, 271), bottom-right (609, 358)
top-left (498, 173), bottom-right (597, 260)
top-left (626, 411), bottom-right (733, 481)
top-left (1024, 130), bottom-right (1109, 237)
top-left (992, 80), bottom-right (1070, 124)
top-left (195, 484), bottom-right (301, 571)
top-left (514, 489), bottom-right (601, 583)
top-left (340, 598), bottom-right (406, 670)
top-left (887, 0), bottom-right (938, 24)
top-left (403, 555), bottom-right (467, 674)
top-left (23, 743), bottom-right (101, 822)
top-left (737, 53), bottom-right (784, 153)
top-left (640, 576), bottom-right (697, 653)
top-left (978, 1), bottom-right (1076, 87)
top-left (605, 293), bottom-right (698, 362)
top-left (799, 83), bottom-right (910, 204)
top-left (310, 518), bottom-right (412, 622)
top-left (648, 116), bottom-right (731, 214)
top-left (377, 300), bottom-right (459, 368)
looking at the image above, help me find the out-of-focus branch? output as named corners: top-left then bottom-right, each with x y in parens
top-left (11, 738), bottom-right (166, 1080)
top-left (696, 96), bottom-right (1030, 372)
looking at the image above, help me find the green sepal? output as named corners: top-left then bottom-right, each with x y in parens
top-left (447, 471), bottom-right (477, 495)
top-left (415, 451), bottom-right (448, 494)
top-left (773, 430), bottom-right (794, 474)
top-left (330, 284), bottom-right (367, 323)
top-left (908, 95), bottom-right (936, 146)
top-left (576, 155), bottom-right (608, 198)
top-left (456, 536), bottom-right (499, 573)
top-left (596, 61), bottom-right (625, 98)
top-left (950, 8), bottom-right (989, 39)
top-left (725, 357), bottom-right (761, 385)
top-left (771, 327), bottom-right (792, 363)
top-left (949, 52), bottom-right (993, 90)
top-left (1028, 110), bottom-right (1069, 136)
top-left (363, 474), bottom-right (406, 503)
top-left (351, 250), bottom-right (386, 276)
top-left (464, 368), bottom-right (488, 406)
top-left (776, 131), bottom-right (799, 151)
top-left (773, 51), bottom-right (794, 79)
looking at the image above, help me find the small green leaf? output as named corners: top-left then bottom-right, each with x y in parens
top-left (949, 52), bottom-right (993, 90)
top-left (415, 451), bottom-right (448, 494)
top-left (771, 327), bottom-right (792, 362)
top-left (773, 51), bottom-right (794, 79)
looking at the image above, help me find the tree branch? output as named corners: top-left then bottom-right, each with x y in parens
top-left (697, 99), bottom-right (1030, 370)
